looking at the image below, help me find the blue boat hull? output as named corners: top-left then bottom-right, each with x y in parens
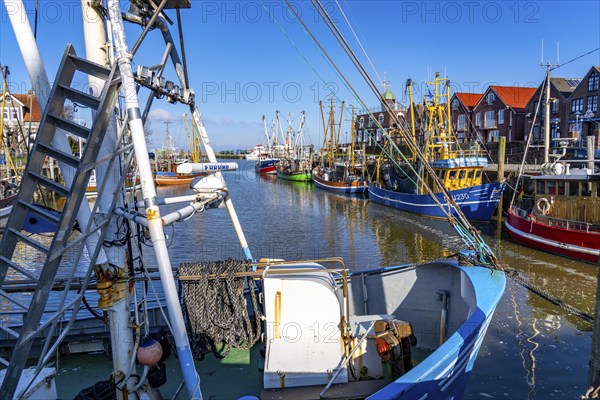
top-left (350, 261), bottom-right (505, 399)
top-left (368, 182), bottom-right (505, 221)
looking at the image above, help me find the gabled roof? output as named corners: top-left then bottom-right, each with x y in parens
top-left (7, 93), bottom-right (42, 122)
top-left (477, 86), bottom-right (536, 111)
top-left (453, 93), bottom-right (483, 110)
top-left (550, 77), bottom-right (581, 98)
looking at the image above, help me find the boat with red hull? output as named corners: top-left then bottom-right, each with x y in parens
top-left (255, 156), bottom-right (279, 175)
top-left (506, 170), bottom-right (600, 264)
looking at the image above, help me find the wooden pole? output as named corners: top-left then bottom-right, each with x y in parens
top-left (495, 136), bottom-right (506, 228)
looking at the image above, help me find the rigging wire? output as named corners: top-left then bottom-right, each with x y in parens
top-left (550, 47), bottom-right (600, 71)
top-left (292, 0), bottom-right (498, 266)
top-left (273, 0), bottom-right (593, 323)
top-left (333, 0), bottom-right (383, 86)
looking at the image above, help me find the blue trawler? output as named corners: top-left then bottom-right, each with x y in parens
top-left (369, 74), bottom-right (505, 221)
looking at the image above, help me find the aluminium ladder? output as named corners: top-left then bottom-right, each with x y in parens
top-left (0, 45), bottom-right (121, 398)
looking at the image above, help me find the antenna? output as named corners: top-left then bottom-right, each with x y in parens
top-left (541, 39), bottom-right (544, 64)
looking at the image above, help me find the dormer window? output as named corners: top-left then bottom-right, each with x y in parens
top-left (359, 117), bottom-right (364, 127)
top-left (452, 99), bottom-right (458, 111)
top-left (486, 92), bottom-right (495, 105)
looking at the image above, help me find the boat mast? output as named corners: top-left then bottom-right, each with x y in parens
top-left (336, 101), bottom-right (345, 170)
top-left (407, 79), bottom-right (417, 146)
top-left (350, 105), bottom-right (355, 175)
top-left (105, 2), bottom-right (202, 398)
top-left (327, 99), bottom-right (335, 168)
top-left (544, 64), bottom-right (551, 164)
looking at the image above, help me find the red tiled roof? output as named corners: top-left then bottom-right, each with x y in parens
top-left (489, 86), bottom-right (536, 111)
top-left (11, 93), bottom-right (42, 122)
top-left (455, 93), bottom-right (483, 110)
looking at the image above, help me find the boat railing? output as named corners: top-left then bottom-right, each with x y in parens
top-left (533, 213), bottom-right (600, 234)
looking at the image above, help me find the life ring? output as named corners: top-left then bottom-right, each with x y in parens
top-left (536, 198), bottom-right (551, 215)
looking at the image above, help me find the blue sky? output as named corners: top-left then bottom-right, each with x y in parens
top-left (1, 1), bottom-right (599, 151)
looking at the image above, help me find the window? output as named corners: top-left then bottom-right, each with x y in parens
top-left (475, 112), bottom-right (481, 126)
top-left (590, 72), bottom-right (600, 91)
top-left (489, 130), bottom-right (500, 142)
top-left (533, 125), bottom-right (540, 140)
top-left (582, 184), bottom-right (592, 197)
top-left (536, 181), bottom-right (544, 194)
top-left (368, 116), bottom-right (374, 127)
top-left (587, 95), bottom-right (598, 113)
top-left (378, 113), bottom-right (384, 125)
top-left (452, 99), bottom-right (458, 111)
top-left (459, 170), bottom-right (467, 180)
top-left (572, 98), bottom-right (584, 113)
top-left (546, 181), bottom-right (556, 195)
top-left (509, 112), bottom-right (513, 126)
top-left (552, 99), bottom-right (559, 114)
top-left (557, 181), bottom-right (565, 195)
top-left (498, 109), bottom-right (504, 124)
top-left (484, 111), bottom-right (495, 128)
top-left (533, 101), bottom-right (539, 112)
top-left (568, 182), bottom-right (579, 196)
top-left (487, 92), bottom-right (495, 105)
top-left (457, 114), bottom-right (466, 130)
top-left (359, 117), bottom-right (364, 128)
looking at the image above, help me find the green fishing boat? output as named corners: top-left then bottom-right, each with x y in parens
top-left (275, 110), bottom-right (314, 182)
top-left (276, 168), bottom-right (312, 181)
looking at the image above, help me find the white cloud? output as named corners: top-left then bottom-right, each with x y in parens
top-left (148, 108), bottom-right (178, 122)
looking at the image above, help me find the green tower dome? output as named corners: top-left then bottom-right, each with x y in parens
top-left (382, 88), bottom-right (395, 101)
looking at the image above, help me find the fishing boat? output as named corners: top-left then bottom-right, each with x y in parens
top-left (506, 166), bottom-right (600, 263)
top-left (313, 100), bottom-right (368, 194)
top-left (506, 67), bottom-right (600, 263)
top-left (369, 74), bottom-right (505, 221)
top-left (154, 169), bottom-right (203, 185)
top-left (276, 111), bottom-right (314, 182)
top-left (255, 115), bottom-right (280, 174)
top-left (154, 116), bottom-right (205, 185)
top-left (245, 144), bottom-right (265, 160)
top-left (0, 2), bottom-right (505, 399)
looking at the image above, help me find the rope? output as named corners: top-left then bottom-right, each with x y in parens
top-left (179, 259), bottom-right (262, 360)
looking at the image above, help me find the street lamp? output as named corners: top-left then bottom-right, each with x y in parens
top-left (575, 111), bottom-right (582, 147)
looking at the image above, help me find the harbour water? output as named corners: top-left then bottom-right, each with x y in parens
top-left (22, 159), bottom-right (595, 399)
top-left (138, 159), bottom-right (593, 399)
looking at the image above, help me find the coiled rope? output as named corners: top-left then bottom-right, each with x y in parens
top-left (179, 259), bottom-right (263, 360)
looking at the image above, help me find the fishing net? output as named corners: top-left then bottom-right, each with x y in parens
top-left (178, 259), bottom-right (263, 360)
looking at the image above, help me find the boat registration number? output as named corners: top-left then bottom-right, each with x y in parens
top-left (452, 193), bottom-right (469, 201)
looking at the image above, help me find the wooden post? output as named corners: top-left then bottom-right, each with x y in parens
top-left (495, 136), bottom-right (506, 226)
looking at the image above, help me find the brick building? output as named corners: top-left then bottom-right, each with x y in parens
top-left (450, 93), bottom-right (483, 143)
top-left (354, 87), bottom-right (408, 146)
top-left (471, 86), bottom-right (536, 142)
top-left (566, 66), bottom-right (600, 145)
top-left (524, 77), bottom-right (581, 145)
